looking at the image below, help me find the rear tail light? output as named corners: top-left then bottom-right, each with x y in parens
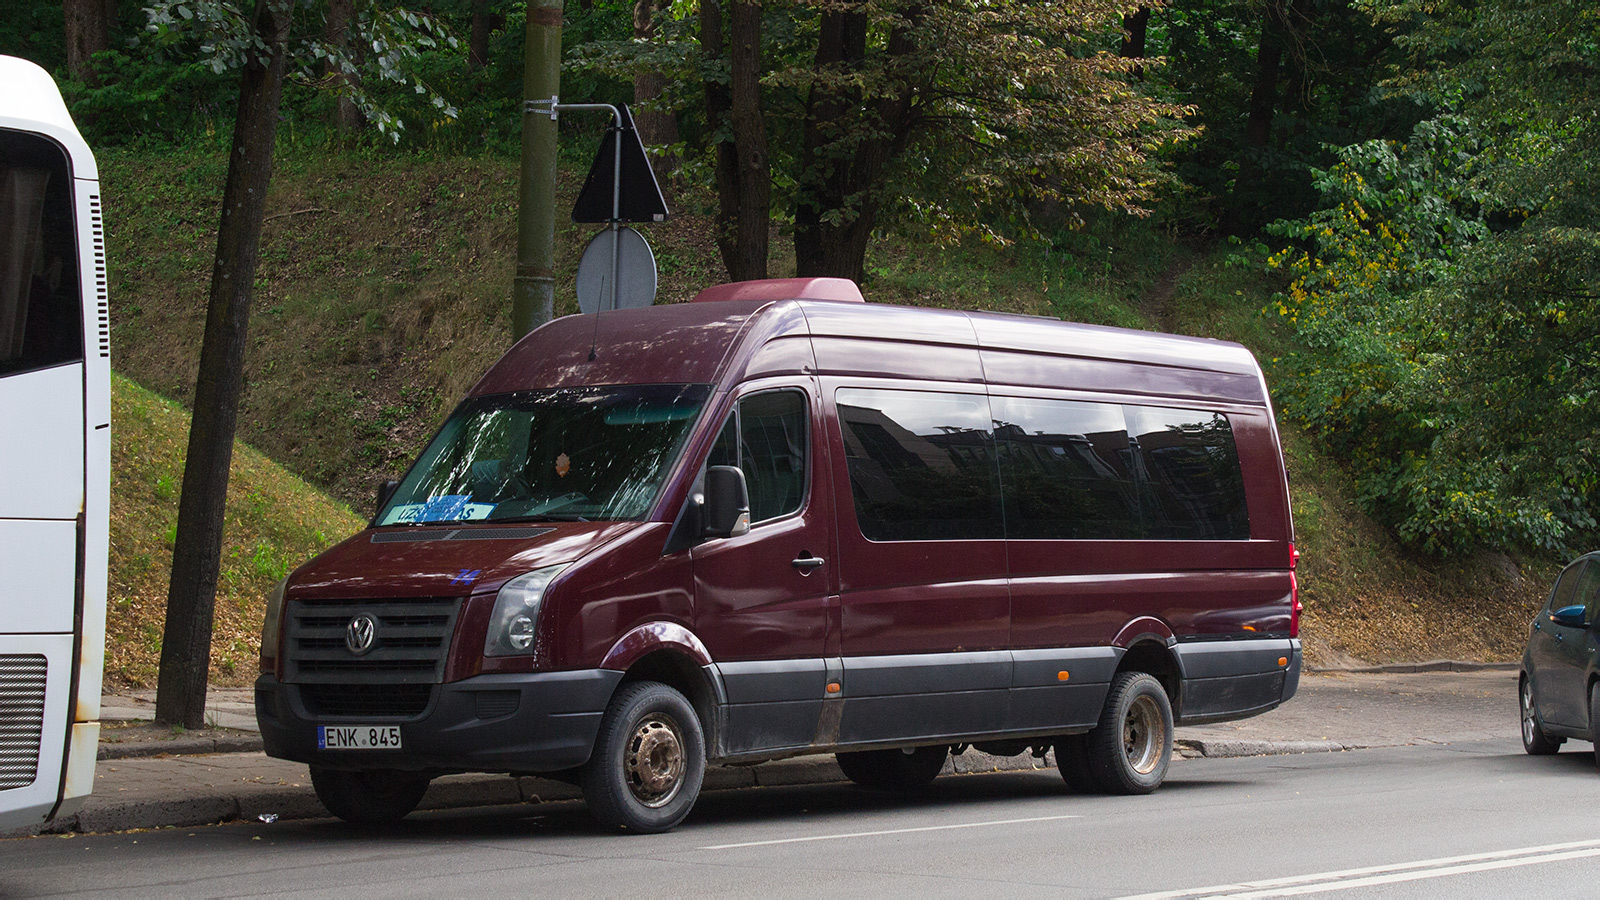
top-left (1289, 543), bottom-right (1302, 638)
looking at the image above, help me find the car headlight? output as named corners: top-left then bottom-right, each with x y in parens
top-left (484, 565), bottom-right (569, 658)
top-left (260, 576), bottom-right (288, 670)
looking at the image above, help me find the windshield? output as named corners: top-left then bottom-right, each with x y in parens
top-left (376, 384), bottom-right (712, 526)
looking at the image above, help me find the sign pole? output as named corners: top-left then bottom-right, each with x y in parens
top-left (513, 0), bottom-right (563, 340)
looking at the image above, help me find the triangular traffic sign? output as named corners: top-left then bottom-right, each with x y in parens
top-left (571, 104), bottom-right (671, 224)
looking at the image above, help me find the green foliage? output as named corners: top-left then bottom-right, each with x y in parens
top-left (1267, 0), bottom-right (1600, 554)
top-left (573, 0), bottom-right (1196, 259)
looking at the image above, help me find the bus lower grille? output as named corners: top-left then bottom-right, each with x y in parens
top-left (0, 655), bottom-right (46, 791)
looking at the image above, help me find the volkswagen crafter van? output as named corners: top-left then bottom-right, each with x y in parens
top-left (256, 277), bottom-right (1301, 832)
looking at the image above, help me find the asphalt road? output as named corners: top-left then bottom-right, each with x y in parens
top-left (4, 735), bottom-right (1595, 899)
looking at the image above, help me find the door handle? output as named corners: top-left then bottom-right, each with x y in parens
top-left (791, 554), bottom-right (825, 574)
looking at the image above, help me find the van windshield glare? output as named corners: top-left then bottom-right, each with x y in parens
top-left (375, 384), bottom-right (712, 526)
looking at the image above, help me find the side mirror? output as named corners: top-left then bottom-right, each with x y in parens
top-left (1550, 605), bottom-right (1588, 628)
top-left (702, 465), bottom-right (751, 539)
top-left (374, 479), bottom-right (401, 520)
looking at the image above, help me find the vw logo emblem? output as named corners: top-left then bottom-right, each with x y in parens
top-left (345, 614), bottom-right (377, 655)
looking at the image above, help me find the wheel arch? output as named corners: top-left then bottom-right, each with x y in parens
top-left (1114, 639), bottom-right (1182, 720)
top-left (613, 656), bottom-right (722, 759)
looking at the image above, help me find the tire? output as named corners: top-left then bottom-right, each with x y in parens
top-left (310, 768), bottom-right (431, 825)
top-left (1590, 684), bottom-right (1600, 772)
top-left (1521, 675), bottom-right (1563, 755)
top-left (1053, 733), bottom-right (1100, 793)
top-left (836, 746), bottom-right (948, 791)
top-left (1084, 672), bottom-right (1173, 795)
top-left (581, 681), bottom-right (705, 833)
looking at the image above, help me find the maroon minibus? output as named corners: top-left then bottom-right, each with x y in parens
top-left (256, 277), bottom-right (1300, 832)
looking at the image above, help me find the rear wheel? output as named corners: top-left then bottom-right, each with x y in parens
top-left (836, 746), bottom-right (948, 791)
top-left (581, 681), bottom-right (705, 833)
top-left (1084, 672), bottom-right (1173, 795)
top-left (310, 768), bottom-right (431, 825)
top-left (1521, 675), bottom-right (1563, 755)
top-left (1589, 683), bottom-right (1600, 772)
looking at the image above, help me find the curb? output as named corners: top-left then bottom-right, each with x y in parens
top-left (22, 741), bottom-right (1355, 837)
top-left (1305, 660), bottom-right (1519, 675)
top-left (1176, 738), bottom-right (1365, 758)
top-left (16, 750), bottom-right (1055, 836)
top-left (98, 735), bottom-right (264, 760)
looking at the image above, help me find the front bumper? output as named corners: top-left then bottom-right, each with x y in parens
top-left (255, 669), bottom-right (624, 774)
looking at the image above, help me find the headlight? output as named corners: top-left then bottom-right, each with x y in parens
top-left (260, 577), bottom-right (288, 669)
top-left (484, 565), bottom-right (569, 658)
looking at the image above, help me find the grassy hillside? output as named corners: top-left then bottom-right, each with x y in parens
top-left (109, 374), bottom-right (365, 687)
top-left (99, 142), bottom-right (1553, 670)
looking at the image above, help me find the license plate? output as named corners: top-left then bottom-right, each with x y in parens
top-left (318, 725), bottom-right (402, 750)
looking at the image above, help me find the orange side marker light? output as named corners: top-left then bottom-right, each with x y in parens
top-left (826, 682), bottom-right (841, 694)
top-left (1057, 671), bottom-right (1070, 681)
top-left (1278, 657), bottom-right (1289, 667)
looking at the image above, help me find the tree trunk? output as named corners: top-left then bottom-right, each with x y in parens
top-left (632, 0), bottom-right (680, 174)
top-left (324, 0), bottom-right (363, 133)
top-left (1120, 7), bottom-right (1151, 78)
top-left (793, 7), bottom-right (919, 282)
top-left (469, 0), bottom-right (504, 70)
top-left (1243, 0), bottom-right (1289, 151)
top-left (62, 0), bottom-right (111, 85)
top-left (701, 0), bottom-right (762, 281)
top-left (727, 0), bottom-right (769, 279)
top-left (155, 0), bottom-right (294, 730)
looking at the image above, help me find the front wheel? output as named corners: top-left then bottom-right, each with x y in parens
top-left (1522, 675), bottom-right (1563, 755)
top-left (310, 768), bottom-right (431, 825)
top-left (1084, 672), bottom-right (1173, 795)
top-left (836, 746), bottom-right (948, 791)
top-left (581, 681), bottom-right (706, 833)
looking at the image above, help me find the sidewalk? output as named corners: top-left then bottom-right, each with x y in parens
top-left (8, 667), bottom-right (1522, 838)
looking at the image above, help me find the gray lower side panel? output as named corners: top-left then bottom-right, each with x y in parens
top-left (839, 690), bottom-right (1011, 744)
top-left (721, 699), bottom-right (824, 755)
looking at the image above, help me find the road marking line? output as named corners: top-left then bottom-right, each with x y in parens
top-left (1217, 848), bottom-right (1600, 897)
top-left (1117, 839), bottom-right (1600, 899)
top-left (698, 814), bottom-right (1081, 850)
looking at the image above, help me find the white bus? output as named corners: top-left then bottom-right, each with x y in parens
top-left (0, 55), bottom-right (110, 832)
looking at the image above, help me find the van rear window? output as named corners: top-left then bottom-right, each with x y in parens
top-left (841, 390), bottom-right (1251, 542)
top-left (376, 384), bottom-right (711, 525)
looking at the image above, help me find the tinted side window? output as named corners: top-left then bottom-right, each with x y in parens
top-left (1551, 561), bottom-right (1587, 612)
top-left (1576, 562), bottom-right (1600, 625)
top-left (838, 389), bottom-right (1002, 541)
top-left (708, 389), bottom-right (809, 524)
top-left (1128, 405), bottom-right (1250, 540)
top-left (1, 129), bottom-right (83, 376)
top-left (993, 396), bottom-right (1139, 539)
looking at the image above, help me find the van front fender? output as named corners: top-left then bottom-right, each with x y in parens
top-left (599, 621), bottom-right (714, 671)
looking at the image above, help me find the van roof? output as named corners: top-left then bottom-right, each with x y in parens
top-left (471, 292), bottom-right (1267, 405)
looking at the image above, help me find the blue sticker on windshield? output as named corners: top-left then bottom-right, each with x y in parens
top-left (420, 495), bottom-right (473, 521)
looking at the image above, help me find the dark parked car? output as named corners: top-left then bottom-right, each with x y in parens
top-left (1521, 551), bottom-right (1600, 763)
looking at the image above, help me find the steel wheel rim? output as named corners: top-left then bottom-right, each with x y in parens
top-left (1521, 680), bottom-right (1536, 745)
top-left (624, 713), bottom-right (686, 808)
top-left (1123, 694), bottom-right (1165, 775)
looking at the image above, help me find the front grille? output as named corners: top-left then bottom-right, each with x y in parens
top-left (300, 683), bottom-right (434, 718)
top-left (0, 655), bottom-right (47, 791)
top-left (284, 597), bottom-right (461, 685)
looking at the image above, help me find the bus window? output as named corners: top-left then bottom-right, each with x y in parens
top-left (1, 128), bottom-right (84, 376)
